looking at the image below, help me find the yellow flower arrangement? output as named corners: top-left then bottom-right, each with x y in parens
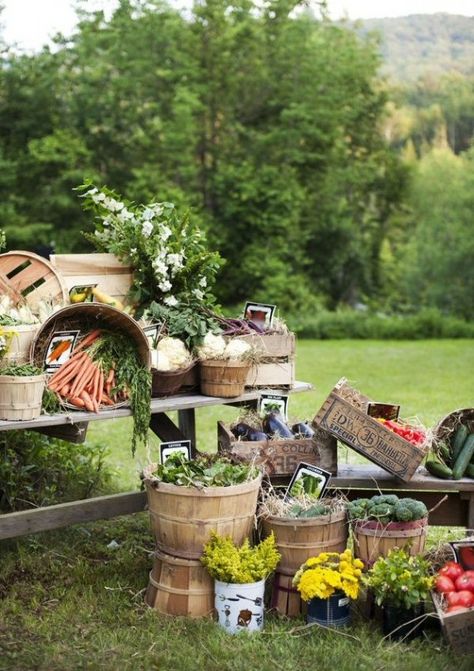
top-left (292, 550), bottom-right (364, 602)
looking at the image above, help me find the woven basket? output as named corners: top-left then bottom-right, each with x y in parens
top-left (199, 359), bottom-right (250, 398)
top-left (2, 324), bottom-right (38, 364)
top-left (151, 363), bottom-right (194, 398)
top-left (0, 374), bottom-right (45, 420)
top-left (31, 303), bottom-right (150, 411)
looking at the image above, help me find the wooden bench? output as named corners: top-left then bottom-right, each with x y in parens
top-left (331, 463), bottom-right (474, 529)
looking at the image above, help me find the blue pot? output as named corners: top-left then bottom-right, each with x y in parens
top-left (307, 591), bottom-right (351, 627)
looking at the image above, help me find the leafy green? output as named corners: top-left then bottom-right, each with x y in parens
top-left (0, 363), bottom-right (43, 377)
top-left (147, 300), bottom-right (221, 351)
top-left (88, 331), bottom-right (151, 456)
top-left (151, 452), bottom-right (258, 488)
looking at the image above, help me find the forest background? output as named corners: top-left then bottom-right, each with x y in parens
top-left (0, 0), bottom-right (473, 334)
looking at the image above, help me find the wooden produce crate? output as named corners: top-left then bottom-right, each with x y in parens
top-left (431, 592), bottom-right (474, 655)
top-left (235, 332), bottom-right (296, 389)
top-left (217, 421), bottom-right (337, 477)
top-left (50, 253), bottom-right (133, 304)
top-left (312, 379), bottom-right (427, 482)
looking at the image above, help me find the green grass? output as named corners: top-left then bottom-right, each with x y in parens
top-left (1, 340), bottom-right (474, 670)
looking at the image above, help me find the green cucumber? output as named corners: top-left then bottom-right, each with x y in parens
top-left (465, 463), bottom-right (474, 479)
top-left (451, 424), bottom-right (469, 461)
top-left (425, 457), bottom-right (453, 479)
top-left (437, 441), bottom-right (452, 465)
top-left (452, 433), bottom-right (474, 480)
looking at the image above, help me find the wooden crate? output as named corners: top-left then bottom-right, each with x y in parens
top-left (50, 253), bottom-right (133, 303)
top-left (312, 379), bottom-right (426, 482)
top-left (217, 421), bottom-right (337, 477)
top-left (231, 333), bottom-right (295, 389)
top-left (432, 592), bottom-right (474, 655)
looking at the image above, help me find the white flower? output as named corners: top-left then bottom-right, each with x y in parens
top-left (104, 197), bottom-right (124, 212)
top-left (142, 207), bottom-right (155, 221)
top-left (118, 208), bottom-right (134, 222)
top-left (84, 187), bottom-right (98, 196)
top-left (164, 295), bottom-right (178, 307)
top-left (151, 203), bottom-right (164, 216)
top-left (142, 221), bottom-right (154, 238)
top-left (193, 289), bottom-right (204, 301)
top-left (199, 277), bottom-right (207, 288)
top-left (130, 247), bottom-right (137, 254)
top-left (92, 192), bottom-right (106, 203)
top-left (159, 224), bottom-right (172, 241)
top-left (167, 253), bottom-right (183, 268)
top-left (158, 279), bottom-right (172, 293)
top-left (103, 216), bottom-right (113, 227)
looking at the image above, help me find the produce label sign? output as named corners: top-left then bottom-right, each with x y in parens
top-left (143, 324), bottom-right (163, 348)
top-left (259, 393), bottom-right (289, 420)
top-left (243, 301), bottom-right (276, 329)
top-left (44, 330), bottom-right (79, 372)
top-left (449, 541), bottom-right (474, 570)
top-left (160, 440), bottom-right (191, 464)
top-left (314, 394), bottom-right (424, 480)
top-left (286, 462), bottom-right (331, 500)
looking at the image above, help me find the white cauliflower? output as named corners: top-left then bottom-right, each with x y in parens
top-left (197, 332), bottom-right (227, 360)
top-left (224, 338), bottom-right (251, 360)
top-left (154, 336), bottom-right (191, 371)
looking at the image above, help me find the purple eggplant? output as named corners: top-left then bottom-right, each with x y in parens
top-left (292, 422), bottom-right (315, 438)
top-left (263, 412), bottom-right (293, 439)
top-left (231, 423), bottom-right (267, 441)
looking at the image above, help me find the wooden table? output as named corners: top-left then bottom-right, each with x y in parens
top-left (0, 382), bottom-right (312, 540)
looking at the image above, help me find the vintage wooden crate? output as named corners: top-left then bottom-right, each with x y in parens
top-left (233, 332), bottom-right (295, 388)
top-left (50, 253), bottom-right (133, 303)
top-left (431, 592), bottom-right (474, 655)
top-left (217, 421), bottom-right (337, 477)
top-left (312, 379), bottom-right (427, 482)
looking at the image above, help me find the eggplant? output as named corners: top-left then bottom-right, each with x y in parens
top-left (231, 422), bottom-right (255, 439)
top-left (263, 412), bottom-right (293, 439)
top-left (231, 423), bottom-right (267, 441)
top-left (292, 422), bottom-right (315, 439)
top-left (248, 430), bottom-right (268, 442)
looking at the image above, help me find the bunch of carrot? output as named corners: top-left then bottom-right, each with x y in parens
top-left (47, 329), bottom-right (125, 412)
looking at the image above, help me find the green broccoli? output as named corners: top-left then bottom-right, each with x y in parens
top-left (394, 498), bottom-right (427, 522)
top-left (368, 502), bottom-right (396, 524)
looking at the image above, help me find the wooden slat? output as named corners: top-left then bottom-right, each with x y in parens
top-left (332, 464), bottom-right (474, 492)
top-left (178, 409), bottom-right (196, 452)
top-left (0, 382), bottom-right (313, 432)
top-left (150, 413), bottom-right (187, 442)
top-left (0, 491), bottom-right (147, 540)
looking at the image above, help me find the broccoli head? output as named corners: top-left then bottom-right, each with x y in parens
top-left (368, 502), bottom-right (396, 524)
top-left (394, 498), bottom-right (428, 522)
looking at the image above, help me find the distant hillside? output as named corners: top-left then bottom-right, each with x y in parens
top-left (354, 13), bottom-right (474, 82)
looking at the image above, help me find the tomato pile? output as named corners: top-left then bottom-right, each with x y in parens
top-left (376, 418), bottom-right (426, 446)
top-left (434, 560), bottom-right (474, 613)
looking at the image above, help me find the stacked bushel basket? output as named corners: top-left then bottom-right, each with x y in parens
top-left (143, 466), bottom-right (262, 617)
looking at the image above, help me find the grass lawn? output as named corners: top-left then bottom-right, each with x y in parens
top-left (1, 340), bottom-right (473, 670)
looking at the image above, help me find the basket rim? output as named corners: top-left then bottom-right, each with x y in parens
top-left (261, 509), bottom-right (347, 525)
top-left (353, 516), bottom-right (428, 531)
top-left (143, 466), bottom-right (262, 495)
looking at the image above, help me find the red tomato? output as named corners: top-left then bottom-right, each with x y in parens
top-left (455, 572), bottom-right (474, 593)
top-left (435, 575), bottom-right (455, 593)
top-left (447, 590), bottom-right (474, 608)
top-left (445, 605), bottom-right (469, 614)
top-left (439, 561), bottom-right (464, 581)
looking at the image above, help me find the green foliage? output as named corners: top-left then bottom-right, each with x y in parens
top-left (0, 363), bottom-right (43, 376)
top-left (201, 531), bottom-right (280, 583)
top-left (150, 451), bottom-right (258, 488)
top-left (146, 300), bottom-right (221, 350)
top-left (364, 547), bottom-right (435, 610)
top-left (0, 430), bottom-right (113, 512)
top-left (289, 307), bottom-right (474, 340)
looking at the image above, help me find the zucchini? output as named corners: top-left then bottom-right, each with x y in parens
top-left (465, 463), bottom-right (474, 479)
top-left (451, 424), bottom-right (469, 462)
top-left (425, 457), bottom-right (453, 479)
top-left (452, 433), bottom-right (474, 480)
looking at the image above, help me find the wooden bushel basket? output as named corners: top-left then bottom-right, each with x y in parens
top-left (2, 324), bottom-right (38, 364)
top-left (353, 517), bottom-right (428, 567)
top-left (0, 251), bottom-right (68, 310)
top-left (151, 363), bottom-right (194, 398)
top-left (271, 573), bottom-right (306, 618)
top-left (143, 466), bottom-right (262, 559)
top-left (145, 550), bottom-right (214, 618)
top-left (261, 510), bottom-right (348, 576)
top-left (199, 360), bottom-right (250, 398)
top-left (0, 374), bottom-right (45, 421)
